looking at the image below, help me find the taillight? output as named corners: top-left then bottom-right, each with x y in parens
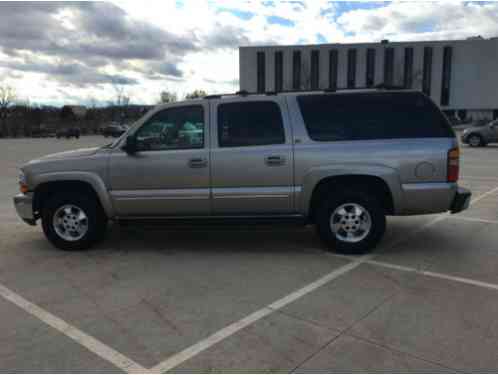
top-left (447, 148), bottom-right (459, 182)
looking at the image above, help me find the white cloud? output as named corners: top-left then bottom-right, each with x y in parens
top-left (0, 1), bottom-right (497, 106)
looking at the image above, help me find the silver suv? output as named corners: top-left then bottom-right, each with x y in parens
top-left (14, 89), bottom-right (471, 254)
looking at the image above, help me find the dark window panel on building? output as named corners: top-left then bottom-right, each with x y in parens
top-left (274, 51), bottom-right (283, 92)
top-left (440, 46), bottom-right (452, 106)
top-left (347, 49), bottom-right (357, 88)
top-left (404, 47), bottom-right (414, 88)
top-left (310, 50), bottom-right (320, 90)
top-left (366, 48), bottom-right (376, 87)
top-left (384, 47), bottom-right (394, 85)
top-left (329, 49), bottom-right (338, 90)
top-left (257, 51), bottom-right (265, 93)
top-left (293, 51), bottom-right (301, 90)
top-left (423, 46), bottom-right (433, 96)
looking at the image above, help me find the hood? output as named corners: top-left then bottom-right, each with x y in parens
top-left (29, 147), bottom-right (100, 163)
top-left (462, 126), bottom-right (483, 134)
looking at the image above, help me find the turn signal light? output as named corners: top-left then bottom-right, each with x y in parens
top-left (447, 148), bottom-right (460, 182)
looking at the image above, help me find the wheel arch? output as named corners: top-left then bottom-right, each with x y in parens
top-left (303, 170), bottom-right (399, 222)
top-left (32, 172), bottom-right (113, 219)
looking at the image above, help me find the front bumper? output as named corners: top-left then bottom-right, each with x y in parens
top-left (450, 187), bottom-right (472, 214)
top-left (13, 193), bottom-right (36, 225)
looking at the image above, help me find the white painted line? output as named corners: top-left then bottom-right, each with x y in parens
top-left (150, 184), bottom-right (498, 372)
top-left (447, 216), bottom-right (498, 225)
top-left (0, 283), bottom-right (148, 374)
top-left (461, 175), bottom-right (498, 182)
top-left (150, 255), bottom-right (372, 373)
top-left (469, 186), bottom-right (498, 205)
top-left (366, 259), bottom-right (498, 292)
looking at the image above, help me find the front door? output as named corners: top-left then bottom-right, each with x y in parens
top-left (210, 98), bottom-right (294, 215)
top-left (109, 103), bottom-right (210, 216)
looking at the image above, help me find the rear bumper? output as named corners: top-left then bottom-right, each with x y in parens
top-left (399, 183), bottom-right (471, 215)
top-left (450, 187), bottom-right (472, 214)
top-left (13, 193), bottom-right (36, 225)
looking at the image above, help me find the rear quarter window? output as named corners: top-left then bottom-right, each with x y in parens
top-left (297, 92), bottom-right (454, 142)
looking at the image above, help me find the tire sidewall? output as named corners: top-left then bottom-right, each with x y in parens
top-left (42, 193), bottom-right (101, 251)
top-left (468, 134), bottom-right (482, 147)
top-left (316, 190), bottom-right (386, 254)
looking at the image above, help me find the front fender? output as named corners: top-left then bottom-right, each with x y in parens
top-left (299, 164), bottom-right (403, 216)
top-left (31, 171), bottom-right (114, 218)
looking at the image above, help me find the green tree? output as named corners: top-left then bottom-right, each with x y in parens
top-left (159, 91), bottom-right (177, 104)
top-left (185, 90), bottom-right (207, 99)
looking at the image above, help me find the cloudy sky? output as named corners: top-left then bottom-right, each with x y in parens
top-left (1, 1), bottom-right (497, 106)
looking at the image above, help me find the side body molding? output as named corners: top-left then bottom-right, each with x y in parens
top-left (298, 164), bottom-right (403, 216)
top-left (31, 172), bottom-right (115, 218)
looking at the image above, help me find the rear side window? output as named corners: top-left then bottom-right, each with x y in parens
top-left (218, 101), bottom-right (285, 147)
top-left (297, 92), bottom-right (454, 142)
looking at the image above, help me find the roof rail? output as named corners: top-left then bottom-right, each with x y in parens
top-left (203, 84), bottom-right (409, 99)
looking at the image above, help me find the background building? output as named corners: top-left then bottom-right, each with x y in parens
top-left (239, 38), bottom-right (498, 121)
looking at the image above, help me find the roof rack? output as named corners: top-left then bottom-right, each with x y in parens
top-left (203, 83), bottom-right (410, 99)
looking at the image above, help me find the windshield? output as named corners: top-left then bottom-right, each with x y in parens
top-left (105, 110), bottom-right (153, 148)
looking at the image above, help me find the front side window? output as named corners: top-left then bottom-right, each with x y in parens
top-left (135, 106), bottom-right (204, 151)
top-left (218, 101), bottom-right (285, 147)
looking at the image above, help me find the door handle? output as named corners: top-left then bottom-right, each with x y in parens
top-left (188, 158), bottom-right (207, 168)
top-left (265, 155), bottom-right (286, 166)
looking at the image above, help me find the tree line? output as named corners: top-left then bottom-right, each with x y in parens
top-left (0, 84), bottom-right (208, 138)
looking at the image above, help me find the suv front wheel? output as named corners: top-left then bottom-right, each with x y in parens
top-left (41, 193), bottom-right (107, 251)
top-left (316, 189), bottom-right (386, 254)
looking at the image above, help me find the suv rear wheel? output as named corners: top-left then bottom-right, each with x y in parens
top-left (316, 189), bottom-right (386, 254)
top-left (41, 193), bottom-right (107, 251)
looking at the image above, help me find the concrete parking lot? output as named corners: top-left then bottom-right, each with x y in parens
top-left (1, 135), bottom-right (498, 372)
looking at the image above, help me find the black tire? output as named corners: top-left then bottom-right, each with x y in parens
top-left (467, 134), bottom-right (484, 147)
top-left (315, 189), bottom-right (386, 254)
top-left (41, 192), bottom-right (107, 251)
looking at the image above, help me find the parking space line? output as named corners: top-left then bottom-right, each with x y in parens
top-left (469, 186), bottom-right (498, 204)
top-left (367, 259), bottom-right (498, 292)
top-left (150, 255), bottom-right (372, 373)
top-left (0, 283), bottom-right (148, 374)
top-left (447, 216), bottom-right (498, 225)
top-left (150, 185), bottom-right (498, 373)
top-left (461, 175), bottom-right (498, 182)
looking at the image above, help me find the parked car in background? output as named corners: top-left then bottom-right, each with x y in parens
top-left (14, 89), bottom-right (471, 253)
top-left (461, 119), bottom-right (498, 147)
top-left (56, 127), bottom-right (80, 139)
top-left (102, 124), bottom-right (127, 138)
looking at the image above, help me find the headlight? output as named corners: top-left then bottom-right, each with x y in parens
top-left (19, 170), bottom-right (28, 193)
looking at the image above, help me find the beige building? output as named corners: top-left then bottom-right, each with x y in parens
top-left (239, 37), bottom-right (498, 121)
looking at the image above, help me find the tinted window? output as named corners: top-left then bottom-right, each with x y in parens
top-left (423, 47), bottom-right (433, 96)
top-left (440, 46), bottom-right (452, 106)
top-left (297, 93), bottom-right (454, 142)
top-left (347, 49), bottom-right (356, 88)
top-left (218, 101), bottom-right (285, 147)
top-left (292, 51), bottom-right (301, 90)
top-left (257, 52), bottom-right (265, 93)
top-left (274, 51), bottom-right (283, 92)
top-left (366, 48), bottom-right (375, 87)
top-left (135, 106), bottom-right (204, 151)
top-left (310, 50), bottom-right (319, 90)
top-left (329, 50), bottom-right (338, 90)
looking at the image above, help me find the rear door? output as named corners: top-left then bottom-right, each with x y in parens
top-left (210, 97), bottom-right (294, 215)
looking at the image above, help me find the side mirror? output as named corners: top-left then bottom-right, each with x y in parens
top-left (122, 135), bottom-right (137, 154)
